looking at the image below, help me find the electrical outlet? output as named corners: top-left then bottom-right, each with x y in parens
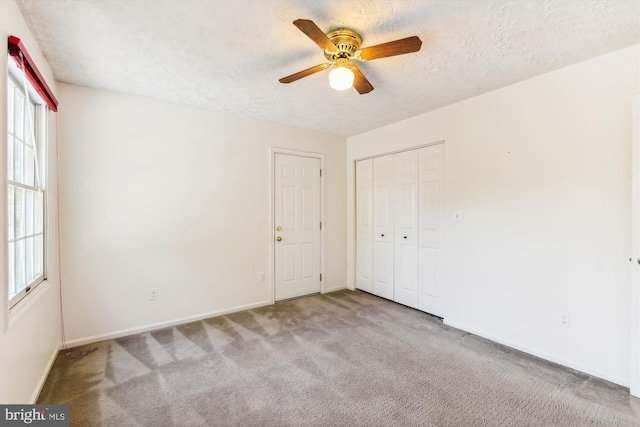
top-left (559, 314), bottom-right (570, 328)
top-left (150, 288), bottom-right (158, 301)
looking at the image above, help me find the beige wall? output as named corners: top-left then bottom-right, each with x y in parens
top-left (0, 0), bottom-right (61, 403)
top-left (347, 45), bottom-right (639, 386)
top-left (56, 83), bottom-right (347, 345)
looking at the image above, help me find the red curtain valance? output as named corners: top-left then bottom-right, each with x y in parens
top-left (8, 35), bottom-right (58, 112)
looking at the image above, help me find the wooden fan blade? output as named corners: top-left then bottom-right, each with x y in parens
top-left (279, 63), bottom-right (331, 84)
top-left (351, 65), bottom-right (374, 94)
top-left (293, 19), bottom-right (338, 52)
top-left (359, 36), bottom-right (422, 61)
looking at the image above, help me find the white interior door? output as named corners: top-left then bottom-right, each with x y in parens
top-left (418, 144), bottom-right (444, 316)
top-left (394, 150), bottom-right (419, 308)
top-left (356, 159), bottom-right (374, 293)
top-left (274, 153), bottom-right (321, 301)
top-left (373, 155), bottom-right (394, 300)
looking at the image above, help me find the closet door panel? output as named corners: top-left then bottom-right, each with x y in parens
top-left (393, 150), bottom-right (419, 308)
top-left (418, 145), bottom-right (444, 316)
top-left (372, 155), bottom-right (394, 300)
top-left (355, 159), bottom-right (374, 292)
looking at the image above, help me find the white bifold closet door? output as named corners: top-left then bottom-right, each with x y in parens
top-left (355, 144), bottom-right (444, 317)
top-left (355, 159), bottom-right (374, 293)
top-left (418, 144), bottom-right (444, 316)
top-left (393, 150), bottom-right (419, 308)
top-left (372, 155), bottom-right (394, 300)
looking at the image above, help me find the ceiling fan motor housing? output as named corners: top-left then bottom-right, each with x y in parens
top-left (324, 28), bottom-right (362, 61)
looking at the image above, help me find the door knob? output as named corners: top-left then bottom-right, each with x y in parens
top-left (276, 236), bottom-right (282, 241)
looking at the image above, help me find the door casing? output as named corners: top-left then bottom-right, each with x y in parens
top-left (631, 95), bottom-right (639, 397)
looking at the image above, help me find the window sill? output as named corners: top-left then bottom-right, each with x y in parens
top-left (8, 279), bottom-right (52, 328)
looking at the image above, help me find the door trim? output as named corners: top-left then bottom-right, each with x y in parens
top-left (352, 140), bottom-right (445, 163)
top-left (270, 148), bottom-right (325, 304)
top-left (631, 94), bottom-right (639, 397)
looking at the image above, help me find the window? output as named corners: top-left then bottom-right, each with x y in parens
top-left (7, 67), bottom-right (46, 308)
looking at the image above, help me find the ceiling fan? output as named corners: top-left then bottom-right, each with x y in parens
top-left (279, 19), bottom-right (422, 94)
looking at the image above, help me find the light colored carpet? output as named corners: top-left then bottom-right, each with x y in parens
top-left (38, 290), bottom-right (640, 426)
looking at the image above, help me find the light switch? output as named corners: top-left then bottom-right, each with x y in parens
top-left (453, 210), bottom-right (462, 222)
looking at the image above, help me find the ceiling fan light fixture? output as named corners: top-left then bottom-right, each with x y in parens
top-left (329, 65), bottom-right (354, 91)
top-left (280, 19), bottom-right (422, 94)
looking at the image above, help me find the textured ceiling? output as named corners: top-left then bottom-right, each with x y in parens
top-left (14, 0), bottom-right (640, 137)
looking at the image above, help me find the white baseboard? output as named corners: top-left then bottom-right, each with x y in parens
top-left (443, 319), bottom-right (629, 388)
top-left (323, 285), bottom-right (348, 293)
top-left (30, 342), bottom-right (61, 404)
top-left (63, 300), bottom-right (273, 348)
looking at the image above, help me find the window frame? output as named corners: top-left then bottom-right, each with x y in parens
top-left (6, 64), bottom-right (47, 309)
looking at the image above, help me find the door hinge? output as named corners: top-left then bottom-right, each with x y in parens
top-left (320, 273), bottom-right (323, 281)
top-left (320, 221), bottom-right (322, 230)
top-left (320, 169), bottom-right (322, 177)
